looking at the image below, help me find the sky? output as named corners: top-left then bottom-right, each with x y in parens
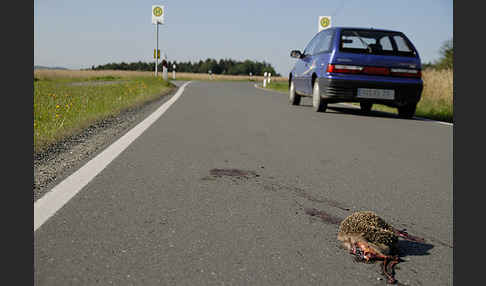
top-left (34, 0), bottom-right (453, 76)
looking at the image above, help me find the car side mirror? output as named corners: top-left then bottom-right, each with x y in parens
top-left (290, 50), bottom-right (303, 59)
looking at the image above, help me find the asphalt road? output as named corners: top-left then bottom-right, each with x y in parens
top-left (34, 81), bottom-right (453, 285)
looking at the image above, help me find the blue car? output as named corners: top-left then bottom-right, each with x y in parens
top-left (289, 27), bottom-right (423, 118)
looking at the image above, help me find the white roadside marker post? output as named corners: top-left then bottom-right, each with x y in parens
top-left (263, 72), bottom-right (267, 88)
top-left (268, 72), bottom-right (272, 84)
top-left (162, 54), bottom-right (168, 81)
top-left (173, 64), bottom-right (176, 80)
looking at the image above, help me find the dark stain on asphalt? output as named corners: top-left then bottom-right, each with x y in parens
top-left (293, 187), bottom-right (350, 211)
top-left (304, 207), bottom-right (342, 225)
top-left (204, 168), bottom-right (351, 212)
top-left (207, 168), bottom-right (260, 180)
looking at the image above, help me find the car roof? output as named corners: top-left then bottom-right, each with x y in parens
top-left (330, 26), bottom-right (403, 34)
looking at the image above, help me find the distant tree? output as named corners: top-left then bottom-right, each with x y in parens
top-left (436, 39), bottom-right (453, 69)
top-left (421, 61), bottom-right (435, 70)
top-left (91, 58), bottom-right (279, 76)
top-left (423, 39), bottom-right (453, 70)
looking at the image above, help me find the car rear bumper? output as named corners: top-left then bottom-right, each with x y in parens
top-left (318, 77), bottom-right (423, 107)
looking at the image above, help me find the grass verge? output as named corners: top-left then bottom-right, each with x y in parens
top-left (265, 81), bottom-right (289, 93)
top-left (34, 70), bottom-right (174, 153)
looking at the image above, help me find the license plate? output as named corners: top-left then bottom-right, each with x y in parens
top-left (357, 88), bottom-right (395, 100)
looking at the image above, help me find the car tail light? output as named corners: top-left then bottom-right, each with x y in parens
top-left (390, 68), bottom-right (422, 78)
top-left (363, 66), bottom-right (390, 76)
top-left (326, 64), bottom-right (363, 74)
top-left (327, 64), bottom-right (390, 75)
top-left (327, 64), bottom-right (421, 78)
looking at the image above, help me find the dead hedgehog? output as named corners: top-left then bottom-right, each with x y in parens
top-left (338, 211), bottom-right (403, 284)
top-left (338, 211), bottom-right (398, 253)
top-left (337, 211), bottom-right (427, 284)
top-left (338, 211), bottom-right (394, 234)
top-left (338, 211), bottom-right (426, 246)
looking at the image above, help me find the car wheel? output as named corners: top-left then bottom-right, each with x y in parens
top-left (312, 81), bottom-right (327, 112)
top-left (398, 103), bottom-right (417, 119)
top-left (360, 102), bottom-right (373, 113)
top-left (289, 80), bottom-right (301, 105)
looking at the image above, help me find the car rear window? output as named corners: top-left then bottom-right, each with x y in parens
top-left (339, 29), bottom-right (417, 57)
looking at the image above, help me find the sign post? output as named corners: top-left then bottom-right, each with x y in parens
top-left (156, 23), bottom-right (159, 76)
top-left (318, 16), bottom-right (331, 32)
top-left (152, 5), bottom-right (165, 77)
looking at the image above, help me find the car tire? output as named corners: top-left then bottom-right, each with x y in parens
top-left (360, 102), bottom-right (373, 113)
top-left (312, 81), bottom-right (327, 112)
top-left (398, 103), bottom-right (417, 119)
top-left (289, 80), bottom-right (301, 106)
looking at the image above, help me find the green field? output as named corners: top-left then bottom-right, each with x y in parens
top-left (34, 72), bottom-right (174, 153)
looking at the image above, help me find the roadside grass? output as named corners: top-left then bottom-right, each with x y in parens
top-left (34, 69), bottom-right (155, 80)
top-left (263, 69), bottom-right (453, 122)
top-left (34, 69), bottom-right (174, 153)
top-left (265, 81), bottom-right (289, 93)
top-left (415, 68), bottom-right (453, 122)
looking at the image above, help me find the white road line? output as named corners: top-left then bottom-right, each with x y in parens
top-left (34, 81), bottom-right (191, 232)
top-left (413, 117), bottom-right (453, 126)
top-left (333, 102), bottom-right (453, 126)
top-left (338, 103), bottom-right (453, 126)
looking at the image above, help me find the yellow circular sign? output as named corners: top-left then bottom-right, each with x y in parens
top-left (320, 17), bottom-right (330, 28)
top-left (153, 7), bottom-right (163, 17)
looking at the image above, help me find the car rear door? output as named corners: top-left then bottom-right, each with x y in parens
top-left (300, 55), bottom-right (314, 95)
top-left (304, 30), bottom-right (335, 94)
top-left (292, 57), bottom-right (306, 92)
top-left (295, 33), bottom-right (320, 95)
